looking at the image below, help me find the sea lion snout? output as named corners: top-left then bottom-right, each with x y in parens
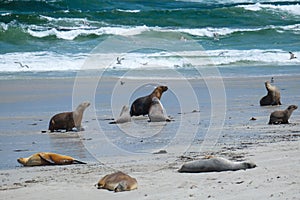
top-left (245, 162), bottom-right (256, 169)
top-left (17, 158), bottom-right (23, 164)
top-left (161, 85), bottom-right (168, 92)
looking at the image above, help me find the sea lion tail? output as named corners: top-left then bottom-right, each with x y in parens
top-left (74, 160), bottom-right (87, 164)
top-left (109, 121), bottom-right (116, 124)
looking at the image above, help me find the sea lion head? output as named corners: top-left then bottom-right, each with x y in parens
top-left (152, 86), bottom-right (168, 99)
top-left (287, 105), bottom-right (298, 111)
top-left (17, 157), bottom-right (28, 165)
top-left (151, 97), bottom-right (160, 105)
top-left (243, 161), bottom-right (257, 169)
top-left (159, 85), bottom-right (168, 93)
top-left (80, 101), bottom-right (91, 108)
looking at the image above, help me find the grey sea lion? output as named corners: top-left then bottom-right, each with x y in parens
top-left (178, 157), bottom-right (256, 173)
top-left (130, 85), bottom-right (168, 116)
top-left (97, 171), bottom-right (138, 192)
top-left (48, 101), bottom-right (90, 132)
top-left (268, 105), bottom-right (298, 124)
top-left (260, 81), bottom-right (281, 106)
top-left (148, 97), bottom-right (171, 122)
top-left (17, 152), bottom-right (86, 166)
top-left (109, 105), bottom-right (131, 124)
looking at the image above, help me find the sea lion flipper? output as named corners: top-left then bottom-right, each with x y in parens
top-left (73, 159), bottom-right (87, 164)
top-left (38, 154), bottom-right (55, 165)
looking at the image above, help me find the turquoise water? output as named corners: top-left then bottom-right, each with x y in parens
top-left (0, 0), bottom-right (299, 76)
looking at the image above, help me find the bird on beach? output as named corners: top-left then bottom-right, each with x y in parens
top-left (116, 57), bottom-right (124, 64)
top-left (289, 51), bottom-right (297, 60)
top-left (15, 62), bottom-right (29, 68)
top-left (271, 77), bottom-right (274, 83)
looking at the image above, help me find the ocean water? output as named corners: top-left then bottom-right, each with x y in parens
top-left (0, 0), bottom-right (299, 78)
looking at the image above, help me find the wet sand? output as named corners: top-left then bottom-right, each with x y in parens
top-left (0, 75), bottom-right (299, 199)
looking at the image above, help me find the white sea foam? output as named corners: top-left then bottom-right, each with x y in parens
top-left (27, 25), bottom-right (150, 40)
top-left (238, 3), bottom-right (300, 16)
top-left (0, 52), bottom-right (87, 72)
top-left (116, 9), bottom-right (141, 13)
top-left (23, 23), bottom-right (300, 40)
top-left (1, 49), bottom-right (299, 73)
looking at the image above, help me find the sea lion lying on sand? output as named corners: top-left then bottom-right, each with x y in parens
top-left (178, 156), bottom-right (256, 173)
top-left (268, 105), bottom-right (298, 124)
top-left (130, 85), bottom-right (168, 116)
top-left (48, 101), bottom-right (90, 132)
top-left (97, 171), bottom-right (138, 192)
top-left (17, 152), bottom-right (86, 166)
top-left (148, 97), bottom-right (171, 122)
top-left (260, 81), bottom-right (281, 106)
top-left (109, 105), bottom-right (131, 124)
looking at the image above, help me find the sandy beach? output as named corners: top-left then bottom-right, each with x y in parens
top-left (0, 75), bottom-right (299, 199)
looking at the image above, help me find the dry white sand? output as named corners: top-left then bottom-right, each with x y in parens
top-left (1, 138), bottom-right (299, 200)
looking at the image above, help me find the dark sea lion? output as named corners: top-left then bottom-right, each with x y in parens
top-left (130, 85), bottom-right (168, 117)
top-left (260, 81), bottom-right (281, 106)
top-left (97, 171), bottom-right (138, 192)
top-left (48, 101), bottom-right (90, 132)
top-left (268, 105), bottom-right (298, 124)
top-left (17, 152), bottom-right (86, 166)
top-left (109, 105), bottom-right (131, 124)
top-left (178, 157), bottom-right (256, 173)
top-left (148, 97), bottom-right (171, 122)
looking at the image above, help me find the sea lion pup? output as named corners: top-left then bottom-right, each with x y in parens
top-left (109, 105), bottom-right (131, 124)
top-left (268, 105), bottom-right (298, 125)
top-left (17, 152), bottom-right (86, 166)
top-left (130, 85), bottom-right (168, 117)
top-left (48, 101), bottom-right (90, 132)
top-left (178, 157), bottom-right (256, 173)
top-left (260, 81), bottom-right (281, 106)
top-left (97, 171), bottom-right (138, 192)
top-left (148, 97), bottom-right (171, 122)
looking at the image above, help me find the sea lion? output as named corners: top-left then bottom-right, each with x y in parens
top-left (17, 152), bottom-right (86, 166)
top-left (130, 85), bottom-right (168, 117)
top-left (97, 171), bottom-right (138, 192)
top-left (109, 105), bottom-right (131, 124)
top-left (148, 97), bottom-right (171, 122)
top-left (268, 105), bottom-right (298, 124)
top-left (178, 157), bottom-right (256, 173)
top-left (260, 81), bottom-right (281, 106)
top-left (48, 101), bottom-right (90, 132)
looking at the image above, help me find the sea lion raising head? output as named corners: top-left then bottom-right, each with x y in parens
top-left (48, 101), bottom-right (90, 132)
top-left (260, 81), bottom-right (281, 106)
top-left (109, 105), bottom-right (131, 124)
top-left (130, 85), bottom-right (168, 117)
top-left (178, 157), bottom-right (256, 173)
top-left (17, 152), bottom-right (86, 166)
top-left (97, 171), bottom-right (138, 192)
top-left (268, 105), bottom-right (298, 125)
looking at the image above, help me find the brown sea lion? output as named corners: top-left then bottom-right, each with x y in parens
top-left (268, 105), bottom-right (298, 124)
top-left (260, 81), bottom-right (281, 106)
top-left (130, 85), bottom-right (168, 116)
top-left (178, 156), bottom-right (256, 173)
top-left (17, 152), bottom-right (86, 166)
top-left (148, 97), bottom-right (171, 122)
top-left (48, 101), bottom-right (90, 132)
top-left (97, 171), bottom-right (138, 192)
